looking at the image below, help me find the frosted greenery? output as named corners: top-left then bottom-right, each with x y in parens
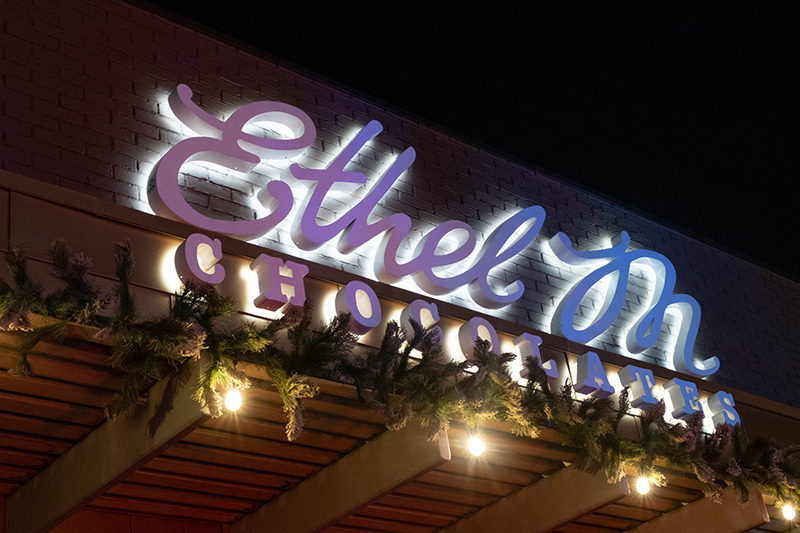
top-left (0, 239), bottom-right (798, 508)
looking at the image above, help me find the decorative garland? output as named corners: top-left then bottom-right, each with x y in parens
top-left (1, 240), bottom-right (799, 510)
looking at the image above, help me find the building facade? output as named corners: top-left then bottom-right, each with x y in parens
top-left (1, 1), bottom-right (799, 531)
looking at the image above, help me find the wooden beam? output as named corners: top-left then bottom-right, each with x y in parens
top-left (231, 421), bottom-right (451, 533)
top-left (4, 358), bottom-right (210, 533)
top-left (627, 486), bottom-right (769, 533)
top-left (442, 466), bottom-right (630, 533)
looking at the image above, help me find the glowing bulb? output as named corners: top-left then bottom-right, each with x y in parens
top-left (783, 504), bottom-right (796, 521)
top-left (468, 437), bottom-right (485, 457)
top-left (225, 389), bottom-right (243, 411)
top-left (636, 477), bottom-right (651, 495)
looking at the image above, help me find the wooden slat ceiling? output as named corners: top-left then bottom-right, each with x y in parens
top-left (0, 327), bottom-right (796, 533)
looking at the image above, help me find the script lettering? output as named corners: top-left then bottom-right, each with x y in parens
top-left (149, 84), bottom-right (315, 238)
top-left (151, 85), bottom-right (722, 378)
top-left (548, 232), bottom-right (720, 378)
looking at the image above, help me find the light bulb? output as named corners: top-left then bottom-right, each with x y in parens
top-left (636, 477), bottom-right (651, 495)
top-left (225, 389), bottom-right (243, 411)
top-left (468, 436), bottom-right (484, 457)
top-left (783, 504), bottom-right (796, 521)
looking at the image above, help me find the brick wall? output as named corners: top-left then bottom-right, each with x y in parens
top-left (2, 0), bottom-right (800, 408)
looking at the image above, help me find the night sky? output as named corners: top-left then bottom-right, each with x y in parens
top-left (145, 2), bottom-right (800, 278)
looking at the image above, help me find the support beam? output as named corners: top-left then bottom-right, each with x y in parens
top-left (231, 421), bottom-right (451, 533)
top-left (442, 466), bottom-right (630, 533)
top-left (627, 486), bottom-right (769, 533)
top-left (4, 358), bottom-right (210, 533)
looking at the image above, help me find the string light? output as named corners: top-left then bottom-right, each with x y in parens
top-left (783, 504), bottom-right (796, 521)
top-left (636, 476), bottom-right (651, 495)
top-left (225, 389), bottom-right (243, 411)
top-left (468, 436), bottom-right (485, 457)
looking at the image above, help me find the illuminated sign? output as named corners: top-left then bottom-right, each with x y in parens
top-left (148, 84), bottom-right (719, 379)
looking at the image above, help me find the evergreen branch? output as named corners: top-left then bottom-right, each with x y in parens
top-left (105, 315), bottom-right (206, 419)
top-left (195, 357), bottom-right (228, 417)
top-left (284, 305), bottom-right (358, 376)
top-left (171, 281), bottom-right (237, 329)
top-left (9, 319), bottom-right (69, 376)
top-left (44, 239), bottom-right (104, 325)
top-left (194, 348), bottom-right (250, 418)
top-left (0, 244), bottom-right (44, 331)
top-left (244, 305), bottom-right (355, 439)
top-left (268, 366), bottom-right (319, 441)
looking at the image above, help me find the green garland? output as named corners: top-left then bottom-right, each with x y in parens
top-left (0, 240), bottom-right (104, 375)
top-left (1, 240), bottom-right (799, 509)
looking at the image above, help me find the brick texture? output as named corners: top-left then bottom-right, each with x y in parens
top-left (2, 0), bottom-right (800, 408)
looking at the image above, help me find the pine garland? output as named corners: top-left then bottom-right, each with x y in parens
top-left (338, 320), bottom-right (459, 437)
top-left (455, 339), bottom-right (540, 439)
top-left (1, 240), bottom-right (103, 375)
top-left (1, 239), bottom-right (799, 510)
top-left (44, 239), bottom-right (104, 325)
top-left (244, 302), bottom-right (358, 440)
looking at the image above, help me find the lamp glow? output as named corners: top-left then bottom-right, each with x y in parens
top-left (636, 477), bottom-right (651, 495)
top-left (225, 389), bottom-right (243, 411)
top-left (783, 504), bottom-right (796, 521)
top-left (468, 437), bottom-right (485, 457)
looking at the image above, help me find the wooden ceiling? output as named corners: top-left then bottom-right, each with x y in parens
top-left (0, 325), bottom-right (795, 533)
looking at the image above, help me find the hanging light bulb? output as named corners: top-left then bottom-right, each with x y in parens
top-left (783, 504), bottom-right (796, 521)
top-left (636, 476), bottom-right (651, 495)
top-left (468, 436), bottom-right (485, 457)
top-left (225, 389), bottom-right (243, 411)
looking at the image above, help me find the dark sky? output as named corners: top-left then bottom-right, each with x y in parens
top-left (146, 2), bottom-right (800, 278)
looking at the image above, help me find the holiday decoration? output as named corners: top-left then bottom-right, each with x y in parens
top-left (1, 239), bottom-right (798, 510)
